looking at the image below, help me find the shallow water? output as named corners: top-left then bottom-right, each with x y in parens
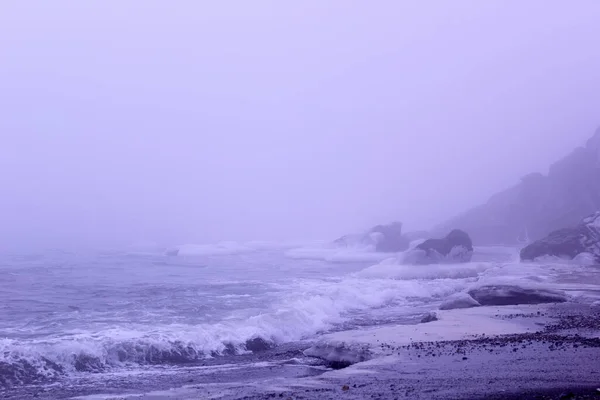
top-left (1, 241), bottom-right (597, 398)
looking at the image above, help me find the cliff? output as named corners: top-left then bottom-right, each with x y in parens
top-left (433, 128), bottom-right (600, 245)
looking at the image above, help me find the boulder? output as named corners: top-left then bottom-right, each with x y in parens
top-left (245, 337), bottom-right (273, 352)
top-left (420, 312), bottom-right (439, 323)
top-left (520, 211), bottom-right (600, 263)
top-left (468, 285), bottom-right (568, 306)
top-left (405, 229), bottom-right (473, 264)
top-left (165, 248), bottom-right (180, 256)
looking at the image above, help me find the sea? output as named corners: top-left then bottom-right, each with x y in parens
top-left (1, 240), bottom-right (599, 399)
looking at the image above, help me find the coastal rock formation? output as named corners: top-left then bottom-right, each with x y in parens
top-left (404, 229), bottom-right (473, 265)
top-left (520, 211), bottom-right (600, 262)
top-left (433, 128), bottom-right (600, 245)
top-left (468, 285), bottom-right (568, 306)
top-left (440, 285), bottom-right (568, 310)
top-left (334, 221), bottom-right (410, 252)
top-left (420, 312), bottom-right (439, 323)
top-left (303, 342), bottom-right (372, 368)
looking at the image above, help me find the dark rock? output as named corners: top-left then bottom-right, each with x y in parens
top-left (329, 361), bottom-right (352, 369)
top-left (420, 312), bottom-right (438, 323)
top-left (404, 229), bottom-right (473, 264)
top-left (468, 285), bottom-right (568, 306)
top-left (520, 211), bottom-right (600, 262)
top-left (165, 248), bottom-right (180, 256)
top-left (245, 337), bottom-right (273, 352)
top-left (303, 343), bottom-right (372, 366)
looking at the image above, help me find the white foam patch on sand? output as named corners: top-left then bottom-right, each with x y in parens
top-left (305, 305), bottom-right (549, 361)
top-left (472, 260), bottom-right (600, 294)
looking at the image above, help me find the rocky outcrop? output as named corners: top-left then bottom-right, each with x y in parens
top-left (520, 211), bottom-right (600, 262)
top-left (440, 285), bottom-right (567, 310)
top-left (468, 285), bottom-right (568, 306)
top-left (334, 221), bottom-right (410, 252)
top-left (420, 312), bottom-right (438, 323)
top-left (303, 342), bottom-right (372, 369)
top-left (433, 128), bottom-right (600, 245)
top-left (403, 229), bottom-right (473, 264)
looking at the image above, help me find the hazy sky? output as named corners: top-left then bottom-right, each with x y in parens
top-left (1, 1), bottom-right (600, 248)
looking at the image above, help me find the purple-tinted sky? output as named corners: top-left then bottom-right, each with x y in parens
top-left (1, 1), bottom-right (600, 248)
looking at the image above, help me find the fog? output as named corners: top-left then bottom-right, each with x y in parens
top-left (1, 1), bottom-right (600, 249)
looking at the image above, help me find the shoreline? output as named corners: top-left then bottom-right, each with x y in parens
top-left (4, 303), bottom-right (600, 400)
top-left (164, 302), bottom-right (600, 400)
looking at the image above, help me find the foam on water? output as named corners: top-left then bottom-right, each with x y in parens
top-left (284, 247), bottom-right (392, 263)
top-left (353, 258), bottom-right (493, 280)
top-left (284, 238), bottom-right (402, 263)
top-left (166, 240), bottom-right (311, 257)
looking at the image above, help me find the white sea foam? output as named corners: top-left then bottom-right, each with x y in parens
top-left (305, 304), bottom-right (551, 362)
top-left (283, 235), bottom-right (412, 263)
top-left (353, 258), bottom-right (492, 280)
top-left (284, 247), bottom-right (392, 263)
top-left (166, 240), bottom-right (308, 257)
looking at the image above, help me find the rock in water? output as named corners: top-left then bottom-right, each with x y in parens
top-left (420, 312), bottom-right (438, 323)
top-left (165, 247), bottom-right (180, 256)
top-left (303, 342), bottom-right (372, 367)
top-left (245, 337), bottom-right (273, 352)
top-left (405, 229), bottom-right (473, 264)
top-left (520, 211), bottom-right (600, 263)
top-left (468, 285), bottom-right (568, 306)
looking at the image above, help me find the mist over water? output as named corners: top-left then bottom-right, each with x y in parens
top-left (2, 1), bottom-right (600, 250)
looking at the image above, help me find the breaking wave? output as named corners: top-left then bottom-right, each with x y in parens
top-left (0, 263), bottom-right (473, 387)
top-left (4, 244), bottom-right (550, 389)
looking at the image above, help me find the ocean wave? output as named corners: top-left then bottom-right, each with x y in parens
top-left (284, 237), bottom-right (432, 264)
top-left (0, 330), bottom-right (268, 387)
top-left (0, 265), bottom-right (468, 387)
top-left (353, 258), bottom-right (493, 280)
top-left (284, 247), bottom-right (392, 263)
